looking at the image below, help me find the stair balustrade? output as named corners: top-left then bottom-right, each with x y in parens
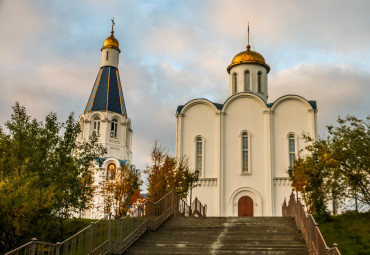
top-left (6, 191), bottom-right (207, 255)
top-left (282, 192), bottom-right (341, 255)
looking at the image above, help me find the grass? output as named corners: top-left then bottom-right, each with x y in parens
top-left (314, 211), bottom-right (370, 255)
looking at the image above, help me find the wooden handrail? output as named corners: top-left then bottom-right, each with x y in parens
top-left (282, 192), bottom-right (341, 255)
top-left (6, 191), bottom-right (207, 255)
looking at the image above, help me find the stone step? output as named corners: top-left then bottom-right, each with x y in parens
top-left (125, 246), bottom-right (308, 255)
top-left (123, 216), bottom-right (308, 255)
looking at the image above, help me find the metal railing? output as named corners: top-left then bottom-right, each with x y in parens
top-left (6, 191), bottom-right (206, 255)
top-left (282, 192), bottom-right (341, 255)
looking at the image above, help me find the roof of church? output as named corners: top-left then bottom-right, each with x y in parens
top-left (176, 95), bottom-right (317, 114)
top-left (84, 66), bottom-right (127, 115)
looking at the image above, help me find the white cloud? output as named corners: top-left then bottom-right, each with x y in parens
top-left (0, 0), bottom-right (369, 172)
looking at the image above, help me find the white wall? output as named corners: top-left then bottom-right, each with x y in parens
top-left (222, 94), bottom-right (269, 216)
top-left (228, 64), bottom-right (268, 101)
top-left (177, 93), bottom-right (317, 217)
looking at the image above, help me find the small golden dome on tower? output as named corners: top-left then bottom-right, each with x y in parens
top-left (101, 18), bottom-right (120, 52)
top-left (102, 32), bottom-right (120, 52)
top-left (227, 44), bottom-right (270, 73)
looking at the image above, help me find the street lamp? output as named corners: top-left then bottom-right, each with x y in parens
top-left (189, 169), bottom-right (200, 216)
top-left (288, 167), bottom-right (298, 203)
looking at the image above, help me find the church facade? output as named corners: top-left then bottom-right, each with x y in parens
top-left (176, 43), bottom-right (317, 216)
top-left (77, 24), bottom-right (137, 219)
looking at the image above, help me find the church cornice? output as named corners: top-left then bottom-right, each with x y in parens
top-left (177, 92), bottom-right (317, 115)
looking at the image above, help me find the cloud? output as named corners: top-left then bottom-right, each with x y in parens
top-left (0, 0), bottom-right (369, 173)
top-left (269, 63), bottom-right (370, 135)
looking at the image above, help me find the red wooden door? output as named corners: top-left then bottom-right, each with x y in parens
top-left (238, 196), bottom-right (253, 216)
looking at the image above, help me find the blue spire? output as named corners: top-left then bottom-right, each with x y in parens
top-left (84, 66), bottom-right (127, 115)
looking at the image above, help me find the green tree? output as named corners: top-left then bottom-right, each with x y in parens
top-left (291, 115), bottom-right (369, 215)
top-left (0, 103), bottom-right (105, 252)
top-left (327, 115), bottom-right (370, 210)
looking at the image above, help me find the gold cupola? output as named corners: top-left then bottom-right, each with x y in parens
top-left (227, 44), bottom-right (270, 73)
top-left (101, 20), bottom-right (120, 53)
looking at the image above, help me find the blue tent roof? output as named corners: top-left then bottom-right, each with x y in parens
top-left (84, 66), bottom-right (127, 115)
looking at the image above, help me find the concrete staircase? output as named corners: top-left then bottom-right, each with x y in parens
top-left (124, 216), bottom-right (308, 255)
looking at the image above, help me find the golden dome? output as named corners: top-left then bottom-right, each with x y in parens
top-left (227, 44), bottom-right (270, 73)
top-left (101, 30), bottom-right (120, 52)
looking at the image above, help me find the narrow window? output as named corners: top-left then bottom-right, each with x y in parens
top-left (111, 119), bottom-right (118, 138)
top-left (289, 134), bottom-right (296, 168)
top-left (241, 131), bottom-right (249, 172)
top-left (196, 136), bottom-right (203, 176)
top-left (257, 71), bottom-right (262, 93)
top-left (244, 70), bottom-right (250, 91)
top-left (93, 117), bottom-right (100, 135)
top-left (232, 73), bottom-right (237, 94)
top-left (107, 163), bottom-right (116, 180)
top-left (106, 51), bottom-right (109, 60)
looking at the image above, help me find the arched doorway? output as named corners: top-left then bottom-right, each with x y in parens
top-left (238, 196), bottom-right (253, 216)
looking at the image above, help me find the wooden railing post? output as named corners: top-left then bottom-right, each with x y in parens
top-left (31, 238), bottom-right (37, 255)
top-left (56, 242), bottom-right (61, 255)
top-left (89, 222), bottom-right (94, 253)
top-left (108, 213), bottom-right (112, 254)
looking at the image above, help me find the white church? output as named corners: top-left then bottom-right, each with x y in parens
top-left (176, 39), bottom-right (317, 216)
top-left (77, 23), bottom-right (138, 219)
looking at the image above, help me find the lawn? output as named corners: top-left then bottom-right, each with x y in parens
top-left (315, 211), bottom-right (370, 255)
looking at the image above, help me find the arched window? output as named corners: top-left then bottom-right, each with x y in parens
top-left (93, 117), bottom-right (100, 135)
top-left (289, 134), bottom-right (296, 168)
top-left (232, 73), bottom-right (237, 94)
top-left (241, 131), bottom-right (249, 173)
top-left (244, 70), bottom-right (250, 91)
top-left (195, 136), bottom-right (203, 176)
top-left (107, 163), bottom-right (116, 180)
top-left (106, 51), bottom-right (109, 60)
top-left (257, 71), bottom-right (262, 93)
top-left (111, 119), bottom-right (118, 138)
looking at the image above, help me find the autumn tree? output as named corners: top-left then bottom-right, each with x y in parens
top-left (145, 141), bottom-right (195, 202)
top-left (102, 165), bottom-right (141, 217)
top-left (0, 103), bottom-right (105, 252)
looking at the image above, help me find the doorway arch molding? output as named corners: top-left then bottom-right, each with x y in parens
top-left (229, 187), bottom-right (263, 216)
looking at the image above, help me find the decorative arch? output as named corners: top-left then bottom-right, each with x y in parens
top-left (110, 114), bottom-right (122, 123)
top-left (271, 95), bottom-right (315, 112)
top-left (101, 158), bottom-right (121, 170)
top-left (179, 98), bottom-right (220, 116)
top-left (229, 187), bottom-right (263, 216)
top-left (222, 93), bottom-right (268, 113)
top-left (89, 112), bottom-right (104, 121)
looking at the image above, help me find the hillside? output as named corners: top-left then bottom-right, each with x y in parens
top-left (315, 211), bottom-right (370, 255)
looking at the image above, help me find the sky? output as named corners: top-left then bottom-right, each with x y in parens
top-left (0, 0), bottom-right (369, 178)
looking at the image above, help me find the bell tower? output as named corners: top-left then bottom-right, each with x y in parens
top-left (78, 18), bottom-right (132, 162)
top-left (227, 25), bottom-right (270, 101)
